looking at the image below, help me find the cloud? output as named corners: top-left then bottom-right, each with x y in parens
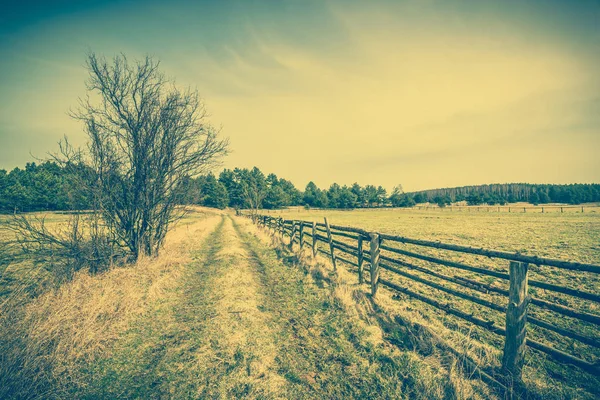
top-left (0, 0), bottom-right (598, 191)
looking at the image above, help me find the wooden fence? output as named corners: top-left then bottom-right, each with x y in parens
top-left (243, 212), bottom-right (600, 384)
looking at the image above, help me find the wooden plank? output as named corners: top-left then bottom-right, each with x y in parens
top-left (314, 234), bottom-right (329, 242)
top-left (290, 222), bottom-right (297, 247)
top-left (257, 214), bottom-right (600, 274)
top-left (378, 233), bottom-right (600, 274)
top-left (381, 278), bottom-right (600, 376)
top-left (370, 233), bottom-right (380, 297)
top-left (379, 259), bottom-right (600, 347)
top-left (381, 244), bottom-right (600, 303)
top-left (358, 235), bottom-right (364, 284)
top-left (527, 316), bottom-right (600, 348)
top-left (380, 278), bottom-right (506, 336)
top-left (379, 262), bottom-right (505, 312)
top-left (395, 261), bottom-right (600, 326)
top-left (332, 244), bottom-right (358, 258)
top-left (299, 223), bottom-right (304, 249)
top-left (336, 255), bottom-right (359, 267)
top-left (330, 230), bottom-right (360, 239)
top-left (502, 261), bottom-right (529, 381)
top-left (331, 238), bottom-right (356, 252)
top-left (329, 223), bottom-right (370, 236)
top-left (324, 217), bottom-right (337, 270)
top-left (312, 222), bottom-right (317, 258)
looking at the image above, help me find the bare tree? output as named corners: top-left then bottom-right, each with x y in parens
top-left (67, 53), bottom-right (228, 261)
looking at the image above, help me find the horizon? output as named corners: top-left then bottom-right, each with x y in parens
top-left (1, 0), bottom-right (599, 192)
top-left (3, 159), bottom-right (599, 196)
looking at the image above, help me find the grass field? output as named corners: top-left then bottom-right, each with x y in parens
top-left (265, 207), bottom-right (600, 398)
top-left (266, 207), bottom-right (600, 264)
top-left (0, 212), bottom-right (72, 301)
top-left (1, 207), bottom-right (598, 399)
top-left (0, 209), bottom-right (495, 399)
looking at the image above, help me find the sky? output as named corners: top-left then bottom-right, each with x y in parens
top-left (0, 0), bottom-right (599, 192)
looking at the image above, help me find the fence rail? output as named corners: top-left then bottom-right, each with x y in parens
top-left (243, 212), bottom-right (600, 383)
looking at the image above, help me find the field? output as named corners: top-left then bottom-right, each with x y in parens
top-left (1, 207), bottom-right (599, 399)
top-left (264, 207), bottom-right (600, 397)
top-left (0, 209), bottom-right (496, 399)
top-left (266, 206), bottom-right (600, 264)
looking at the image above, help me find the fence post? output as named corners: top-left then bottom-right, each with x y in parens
top-left (299, 223), bottom-right (304, 249)
top-left (312, 222), bottom-right (317, 258)
top-left (357, 235), bottom-right (364, 284)
top-left (324, 217), bottom-right (337, 270)
top-left (502, 261), bottom-right (529, 382)
top-left (370, 233), bottom-right (380, 297)
top-left (289, 221), bottom-right (296, 248)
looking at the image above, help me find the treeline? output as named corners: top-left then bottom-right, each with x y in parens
top-left (407, 183), bottom-right (600, 206)
top-left (2, 163), bottom-right (600, 213)
top-left (0, 162), bottom-right (91, 213)
top-left (182, 168), bottom-right (392, 210)
top-left (180, 167), bottom-right (302, 210)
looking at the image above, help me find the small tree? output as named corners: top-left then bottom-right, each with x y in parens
top-left (240, 167), bottom-right (267, 215)
top-left (65, 53), bottom-right (228, 261)
top-left (389, 185), bottom-right (404, 207)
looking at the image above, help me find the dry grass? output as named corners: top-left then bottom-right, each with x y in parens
top-left (246, 217), bottom-right (496, 399)
top-left (0, 208), bottom-right (222, 399)
top-left (208, 217), bottom-right (286, 396)
top-left (261, 208), bottom-right (600, 398)
top-left (4, 205), bottom-right (595, 398)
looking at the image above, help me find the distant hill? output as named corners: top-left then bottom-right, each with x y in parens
top-left (405, 183), bottom-right (600, 206)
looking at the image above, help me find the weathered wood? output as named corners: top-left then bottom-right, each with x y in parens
top-left (379, 261), bottom-right (505, 312)
top-left (378, 233), bottom-right (600, 274)
top-left (324, 217), bottom-right (337, 269)
top-left (381, 278), bottom-right (506, 336)
top-left (312, 222), bottom-right (317, 258)
top-left (329, 223), bottom-right (370, 236)
top-left (358, 235), bottom-right (364, 284)
top-left (251, 213), bottom-right (600, 376)
top-left (527, 316), bottom-right (600, 348)
top-left (382, 277), bottom-right (600, 376)
top-left (381, 243), bottom-right (509, 280)
top-left (256, 214), bottom-right (600, 273)
top-left (299, 223), bottom-right (304, 249)
top-left (313, 234), bottom-right (329, 242)
top-left (336, 255), bottom-right (359, 267)
top-left (525, 338), bottom-right (600, 376)
top-left (331, 238), bottom-right (356, 252)
top-left (330, 230), bottom-right (360, 239)
top-left (370, 233), bottom-right (380, 297)
top-left (448, 274), bottom-right (600, 326)
top-left (502, 261), bottom-right (529, 381)
top-left (290, 222), bottom-right (297, 247)
top-left (380, 244), bottom-right (600, 302)
top-left (378, 258), bottom-right (600, 347)
top-left (531, 297), bottom-right (600, 326)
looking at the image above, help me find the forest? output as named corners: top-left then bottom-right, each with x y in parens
top-left (1, 161), bottom-right (599, 213)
